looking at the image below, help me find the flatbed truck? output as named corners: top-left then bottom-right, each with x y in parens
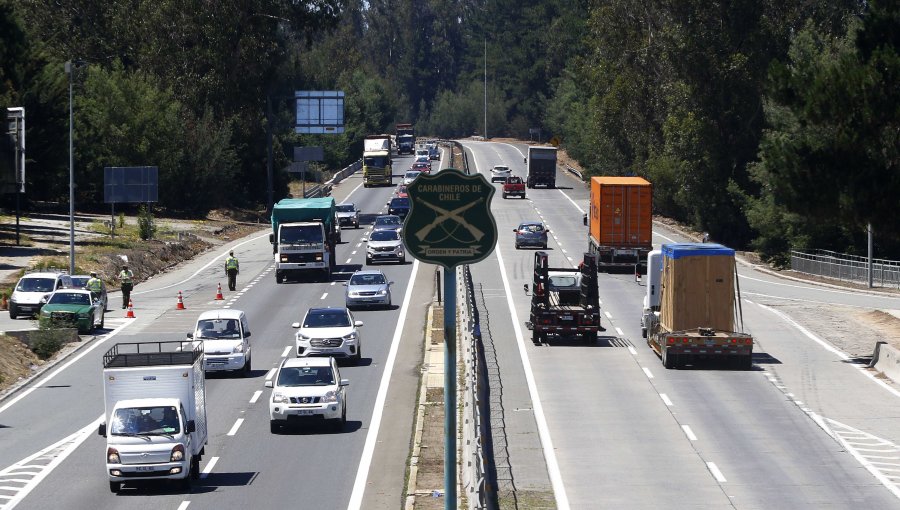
top-left (525, 252), bottom-right (603, 344)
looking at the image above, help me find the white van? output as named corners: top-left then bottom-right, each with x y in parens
top-left (188, 309), bottom-right (252, 376)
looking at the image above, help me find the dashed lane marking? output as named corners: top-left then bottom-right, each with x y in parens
top-left (200, 457), bottom-right (219, 479)
top-left (682, 425), bottom-right (698, 441)
top-left (280, 346), bottom-right (291, 358)
top-left (642, 367), bottom-right (654, 379)
top-left (320, 293), bottom-right (328, 300)
top-left (265, 368), bottom-right (276, 381)
top-left (176, 502), bottom-right (190, 510)
top-left (249, 391), bottom-right (262, 404)
top-left (615, 327), bottom-right (624, 336)
top-left (226, 418), bottom-right (244, 436)
top-left (660, 394), bottom-right (673, 406)
top-left (707, 462), bottom-right (727, 483)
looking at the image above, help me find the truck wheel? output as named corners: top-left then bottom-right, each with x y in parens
top-left (109, 481), bottom-right (121, 493)
top-left (582, 331), bottom-right (598, 342)
top-left (741, 354), bottom-right (753, 370)
top-left (275, 272), bottom-right (283, 284)
top-left (663, 349), bottom-right (676, 369)
top-left (243, 357), bottom-right (252, 377)
top-left (190, 455), bottom-right (200, 480)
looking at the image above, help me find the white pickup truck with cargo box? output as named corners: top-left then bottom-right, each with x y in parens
top-left (99, 341), bottom-right (208, 492)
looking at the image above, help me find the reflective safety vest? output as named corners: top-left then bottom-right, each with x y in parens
top-left (119, 270), bottom-right (133, 284)
top-left (225, 256), bottom-right (239, 270)
top-left (86, 277), bottom-right (103, 291)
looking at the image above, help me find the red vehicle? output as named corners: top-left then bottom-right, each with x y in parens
top-left (412, 161), bottom-right (432, 174)
top-left (396, 184), bottom-right (409, 198)
top-left (502, 176), bottom-right (526, 199)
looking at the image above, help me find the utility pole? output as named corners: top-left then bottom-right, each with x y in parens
top-left (484, 38), bottom-right (487, 140)
top-left (867, 223), bottom-right (874, 288)
top-left (65, 61), bottom-right (77, 275)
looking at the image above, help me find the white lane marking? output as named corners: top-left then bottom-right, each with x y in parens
top-left (642, 367), bottom-right (654, 379)
top-left (226, 418), bottom-right (244, 436)
top-left (347, 260), bottom-right (420, 510)
top-left (0, 318), bottom-right (132, 416)
top-left (556, 188), bottom-right (585, 215)
top-left (345, 258), bottom-right (352, 264)
top-left (331, 281), bottom-right (336, 286)
top-left (134, 232), bottom-right (269, 296)
top-left (628, 346), bottom-right (637, 355)
top-left (280, 346), bottom-right (291, 358)
top-left (321, 293), bottom-right (328, 300)
top-left (741, 274), bottom-right (900, 300)
top-left (707, 462), bottom-right (727, 482)
top-left (467, 144), bottom-right (571, 509)
top-left (744, 291), bottom-right (872, 309)
top-left (249, 390), bottom-right (263, 404)
top-left (682, 425), bottom-right (698, 441)
top-left (660, 393), bottom-right (673, 406)
top-left (0, 415), bottom-right (102, 509)
top-left (265, 368), bottom-right (276, 381)
top-left (176, 502), bottom-right (190, 510)
top-left (615, 327), bottom-right (624, 336)
top-left (200, 456), bottom-right (219, 479)
top-left (604, 311), bottom-right (613, 319)
top-left (351, 250), bottom-right (357, 255)
top-left (655, 231), bottom-right (677, 243)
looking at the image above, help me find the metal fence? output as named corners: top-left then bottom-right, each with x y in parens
top-left (791, 249), bottom-right (900, 288)
top-left (302, 159), bottom-right (362, 198)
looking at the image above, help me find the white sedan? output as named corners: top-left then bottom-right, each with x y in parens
top-left (265, 356), bottom-right (348, 433)
top-left (490, 165), bottom-right (511, 182)
top-left (403, 170), bottom-right (421, 185)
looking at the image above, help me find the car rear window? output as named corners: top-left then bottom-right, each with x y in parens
top-left (350, 273), bottom-right (386, 285)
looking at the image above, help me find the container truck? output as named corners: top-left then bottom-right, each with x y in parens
top-left (641, 243), bottom-right (753, 369)
top-left (363, 135), bottom-right (393, 187)
top-left (586, 176), bottom-right (653, 273)
top-left (524, 252), bottom-right (603, 344)
top-left (99, 341), bottom-right (208, 493)
top-left (396, 123), bottom-right (415, 155)
top-left (270, 197), bottom-right (338, 283)
top-left (525, 146), bottom-right (557, 188)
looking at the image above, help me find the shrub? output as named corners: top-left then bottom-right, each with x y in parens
top-left (137, 205), bottom-right (156, 240)
top-left (30, 323), bottom-right (67, 359)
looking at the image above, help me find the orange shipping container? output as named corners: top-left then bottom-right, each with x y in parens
top-left (589, 176), bottom-right (653, 249)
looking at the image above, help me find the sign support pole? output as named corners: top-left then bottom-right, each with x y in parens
top-left (443, 266), bottom-right (457, 509)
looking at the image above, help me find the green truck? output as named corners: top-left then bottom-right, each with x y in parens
top-left (270, 197), bottom-right (339, 282)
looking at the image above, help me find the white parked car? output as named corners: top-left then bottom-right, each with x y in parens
top-left (293, 307), bottom-right (363, 364)
top-left (403, 170), bottom-right (421, 185)
top-left (490, 165), bottom-right (511, 182)
top-left (9, 270), bottom-right (72, 319)
top-left (188, 309), bottom-right (252, 376)
top-left (265, 357), bottom-right (348, 433)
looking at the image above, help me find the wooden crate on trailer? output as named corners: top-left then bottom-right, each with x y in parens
top-left (659, 243), bottom-right (736, 333)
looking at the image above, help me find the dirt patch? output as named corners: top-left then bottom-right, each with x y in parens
top-left (0, 334), bottom-right (40, 392)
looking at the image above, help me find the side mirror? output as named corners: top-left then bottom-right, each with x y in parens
top-left (355, 320), bottom-right (364, 327)
top-left (291, 322), bottom-right (301, 328)
top-left (98, 423), bottom-right (107, 437)
top-left (513, 229), bottom-right (517, 233)
top-left (186, 332), bottom-right (193, 339)
top-left (340, 379), bottom-right (350, 387)
top-left (244, 331), bottom-right (251, 338)
top-left (523, 284), bottom-right (529, 294)
top-left (389, 281), bottom-right (395, 285)
top-left (186, 420), bottom-right (196, 434)
top-left (265, 380), bottom-right (274, 388)
top-left (583, 214), bottom-right (588, 226)
top-left (523, 157), bottom-right (527, 164)
top-left (342, 283), bottom-right (348, 287)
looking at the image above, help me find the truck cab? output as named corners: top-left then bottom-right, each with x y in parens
top-left (640, 250), bottom-right (662, 338)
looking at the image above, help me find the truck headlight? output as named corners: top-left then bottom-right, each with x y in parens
top-left (272, 392), bottom-right (287, 404)
top-left (107, 447), bottom-right (120, 464)
top-left (170, 444), bottom-right (185, 462)
top-left (280, 256), bottom-right (289, 262)
top-left (322, 390), bottom-right (338, 403)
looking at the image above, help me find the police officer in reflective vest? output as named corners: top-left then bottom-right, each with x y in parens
top-left (118, 264), bottom-right (134, 309)
top-left (225, 250), bottom-right (240, 291)
top-left (86, 271), bottom-right (103, 303)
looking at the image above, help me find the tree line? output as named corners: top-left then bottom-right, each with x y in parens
top-left (1, 0), bottom-right (897, 261)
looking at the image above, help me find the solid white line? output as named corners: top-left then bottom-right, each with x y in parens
top-left (347, 260), bottom-right (420, 510)
top-left (280, 346), bottom-right (291, 358)
top-left (758, 303), bottom-right (850, 361)
top-left (628, 346), bottom-right (637, 355)
top-left (660, 393), bottom-right (673, 406)
top-left (642, 367), bottom-right (654, 379)
top-left (682, 425), bottom-right (698, 441)
top-left (249, 390), bottom-right (263, 404)
top-left (556, 188), bottom-right (584, 215)
top-left (740, 274), bottom-right (900, 300)
top-left (0, 318), bottom-right (132, 415)
top-left (226, 418), bottom-right (244, 436)
top-left (655, 231), bottom-right (677, 243)
top-left (176, 502), bottom-right (191, 510)
top-left (604, 311), bottom-right (613, 319)
top-left (265, 368), bottom-right (276, 381)
top-left (467, 143), bottom-right (570, 509)
top-left (200, 456), bottom-right (219, 479)
top-left (615, 327), bottom-right (624, 336)
top-left (320, 293), bottom-right (328, 300)
top-left (707, 462), bottom-right (727, 482)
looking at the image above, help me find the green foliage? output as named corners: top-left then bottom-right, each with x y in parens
top-left (30, 323), bottom-right (66, 359)
top-left (118, 212), bottom-right (125, 228)
top-left (137, 205), bottom-right (156, 240)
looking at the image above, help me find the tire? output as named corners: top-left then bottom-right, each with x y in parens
top-left (190, 455), bottom-right (200, 480)
top-left (8, 305), bottom-right (16, 320)
top-left (243, 357), bottom-right (252, 377)
top-left (515, 244), bottom-right (520, 250)
top-left (502, 193), bottom-right (507, 199)
top-left (399, 256), bottom-right (406, 264)
top-left (662, 349), bottom-right (676, 369)
top-left (741, 354), bottom-right (753, 370)
top-left (332, 406), bottom-right (346, 432)
top-left (109, 481), bottom-right (120, 493)
top-left (353, 345), bottom-right (362, 365)
top-left (542, 243), bottom-right (548, 250)
top-left (366, 257), bottom-right (372, 265)
top-left (99, 311), bottom-right (105, 330)
top-left (275, 272), bottom-right (284, 284)
top-left (532, 331), bottom-right (543, 345)
top-left (641, 327), bottom-right (646, 339)
top-left (270, 421), bottom-right (281, 434)
top-left (178, 474), bottom-right (191, 491)
top-left (582, 331), bottom-right (598, 342)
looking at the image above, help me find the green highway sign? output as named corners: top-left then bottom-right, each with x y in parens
top-left (403, 168), bottom-right (497, 268)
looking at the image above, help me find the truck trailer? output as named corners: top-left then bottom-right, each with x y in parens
top-left (270, 197), bottom-right (338, 282)
top-left (586, 176), bottom-right (653, 273)
top-left (396, 123), bottom-right (415, 155)
top-left (99, 341), bottom-right (208, 493)
top-left (525, 252), bottom-right (603, 344)
top-left (641, 243), bottom-right (753, 369)
top-left (525, 146), bottom-right (557, 188)
top-left (363, 135), bottom-right (393, 187)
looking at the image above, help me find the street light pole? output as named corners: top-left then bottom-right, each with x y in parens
top-left (65, 61), bottom-right (75, 275)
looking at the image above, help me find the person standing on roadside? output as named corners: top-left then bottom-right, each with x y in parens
top-left (86, 271), bottom-right (103, 303)
top-left (118, 264), bottom-right (134, 309)
top-left (225, 250), bottom-right (240, 291)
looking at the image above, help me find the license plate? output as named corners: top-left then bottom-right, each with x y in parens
top-left (705, 338), bottom-right (716, 346)
top-left (560, 315), bottom-right (573, 321)
top-left (135, 466), bottom-right (154, 472)
top-left (294, 410), bottom-right (314, 416)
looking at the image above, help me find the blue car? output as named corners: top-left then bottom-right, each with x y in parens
top-left (514, 221), bottom-right (549, 249)
top-left (387, 197), bottom-right (410, 218)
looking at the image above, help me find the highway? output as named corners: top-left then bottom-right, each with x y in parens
top-left (3, 139), bottom-right (900, 509)
top-left (459, 140), bottom-right (900, 509)
top-left (0, 152), bottom-right (436, 509)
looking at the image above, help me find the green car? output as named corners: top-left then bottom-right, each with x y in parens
top-left (39, 289), bottom-right (105, 334)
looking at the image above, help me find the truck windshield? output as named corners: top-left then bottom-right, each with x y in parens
top-left (364, 156), bottom-right (388, 167)
top-left (110, 406), bottom-right (180, 435)
top-left (280, 226), bottom-right (323, 244)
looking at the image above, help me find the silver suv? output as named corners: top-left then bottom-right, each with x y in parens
top-left (10, 270), bottom-right (72, 319)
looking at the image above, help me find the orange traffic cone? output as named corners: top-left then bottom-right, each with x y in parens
top-left (125, 299), bottom-right (135, 318)
top-left (176, 291), bottom-right (186, 310)
top-left (215, 283), bottom-right (224, 300)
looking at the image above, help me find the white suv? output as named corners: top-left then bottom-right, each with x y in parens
top-left (265, 357), bottom-right (348, 433)
top-left (292, 307), bottom-right (363, 364)
top-left (9, 271), bottom-right (72, 319)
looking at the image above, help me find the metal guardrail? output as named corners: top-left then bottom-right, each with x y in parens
top-left (302, 159), bottom-right (362, 198)
top-left (791, 249), bottom-right (900, 288)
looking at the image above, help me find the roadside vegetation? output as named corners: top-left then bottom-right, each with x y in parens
top-left (1, 1), bottom-right (896, 262)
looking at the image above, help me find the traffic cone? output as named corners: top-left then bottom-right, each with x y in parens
top-left (176, 291), bottom-right (186, 310)
top-left (215, 283), bottom-right (224, 300)
top-left (125, 299), bottom-right (135, 318)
